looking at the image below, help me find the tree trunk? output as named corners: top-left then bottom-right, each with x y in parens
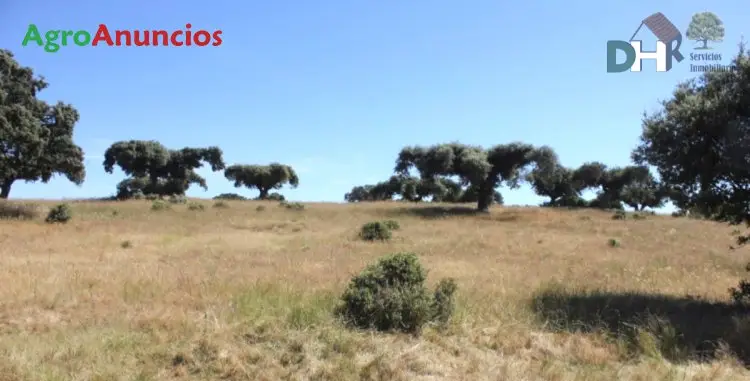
top-left (476, 184), bottom-right (493, 213)
top-left (0, 179), bottom-right (14, 199)
top-left (702, 39), bottom-right (708, 49)
top-left (258, 188), bottom-right (269, 199)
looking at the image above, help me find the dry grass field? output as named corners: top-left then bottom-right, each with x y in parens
top-left (2, 199), bottom-right (750, 380)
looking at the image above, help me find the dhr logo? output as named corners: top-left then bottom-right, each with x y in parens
top-left (606, 12), bottom-right (684, 72)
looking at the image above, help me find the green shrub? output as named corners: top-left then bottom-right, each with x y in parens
top-left (214, 193), bottom-right (247, 201)
top-left (120, 240), bottom-right (133, 249)
top-left (360, 221), bottom-right (392, 241)
top-left (608, 238), bottom-right (621, 247)
top-left (45, 203), bottom-right (72, 224)
top-left (431, 278), bottom-right (458, 326)
top-left (256, 205), bottom-right (266, 212)
top-left (151, 200), bottom-right (171, 211)
top-left (168, 194), bottom-right (187, 204)
top-left (337, 253), bottom-right (428, 333)
top-left (145, 194), bottom-right (160, 201)
top-left (336, 252), bottom-right (458, 334)
top-left (266, 192), bottom-right (286, 201)
top-left (187, 202), bottom-right (205, 211)
top-left (0, 201), bottom-right (39, 220)
top-left (213, 201), bottom-right (229, 208)
top-left (632, 213), bottom-right (647, 220)
top-left (382, 219), bottom-right (401, 230)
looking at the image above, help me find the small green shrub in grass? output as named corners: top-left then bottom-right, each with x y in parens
top-left (360, 221), bottom-right (392, 241)
top-left (45, 203), bottom-right (72, 224)
top-left (336, 252), bottom-right (458, 334)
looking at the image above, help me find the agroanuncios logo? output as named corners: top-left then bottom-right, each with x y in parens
top-left (21, 23), bottom-right (223, 53)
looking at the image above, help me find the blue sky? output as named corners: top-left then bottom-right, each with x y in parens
top-left (1, 1), bottom-right (748, 209)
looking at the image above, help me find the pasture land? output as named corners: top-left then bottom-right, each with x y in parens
top-left (1, 200), bottom-right (750, 380)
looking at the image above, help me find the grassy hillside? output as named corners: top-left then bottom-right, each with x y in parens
top-left (2, 200), bottom-right (750, 380)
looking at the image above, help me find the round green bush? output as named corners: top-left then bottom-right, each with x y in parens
top-left (360, 221), bottom-right (392, 241)
top-left (337, 252), bottom-right (432, 333)
top-left (45, 203), bottom-right (72, 224)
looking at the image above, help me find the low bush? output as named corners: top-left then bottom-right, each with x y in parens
top-left (45, 203), bottom-right (72, 224)
top-left (266, 192), bottom-right (286, 201)
top-left (336, 252), bottom-right (458, 334)
top-left (214, 193), bottom-right (247, 201)
top-left (360, 221), bottom-right (392, 241)
top-left (213, 201), bottom-right (229, 208)
top-left (431, 278), bottom-right (458, 326)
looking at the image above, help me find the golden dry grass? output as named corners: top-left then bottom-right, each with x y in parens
top-left (2, 199), bottom-right (750, 380)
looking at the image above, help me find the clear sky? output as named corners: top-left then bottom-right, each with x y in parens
top-left (1, 1), bottom-right (748, 209)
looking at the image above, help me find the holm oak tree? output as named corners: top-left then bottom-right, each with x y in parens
top-left (527, 164), bottom-right (584, 207)
top-left (0, 49), bottom-right (86, 198)
top-left (224, 163), bottom-right (299, 199)
top-left (103, 140), bottom-right (224, 198)
top-left (633, 43), bottom-right (750, 234)
top-left (394, 142), bottom-right (556, 212)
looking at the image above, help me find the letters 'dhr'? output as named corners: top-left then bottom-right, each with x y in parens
top-left (606, 12), bottom-right (685, 73)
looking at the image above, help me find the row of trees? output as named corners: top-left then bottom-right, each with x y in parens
top-left (1, 49), bottom-right (300, 200)
top-left (3, 44), bottom-right (750, 228)
top-left (102, 140), bottom-right (299, 200)
top-left (345, 147), bottom-right (667, 212)
top-left (343, 43), bottom-right (750, 220)
top-left (345, 175), bottom-right (504, 205)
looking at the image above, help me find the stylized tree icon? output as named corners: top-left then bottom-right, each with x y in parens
top-left (686, 12), bottom-right (725, 50)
